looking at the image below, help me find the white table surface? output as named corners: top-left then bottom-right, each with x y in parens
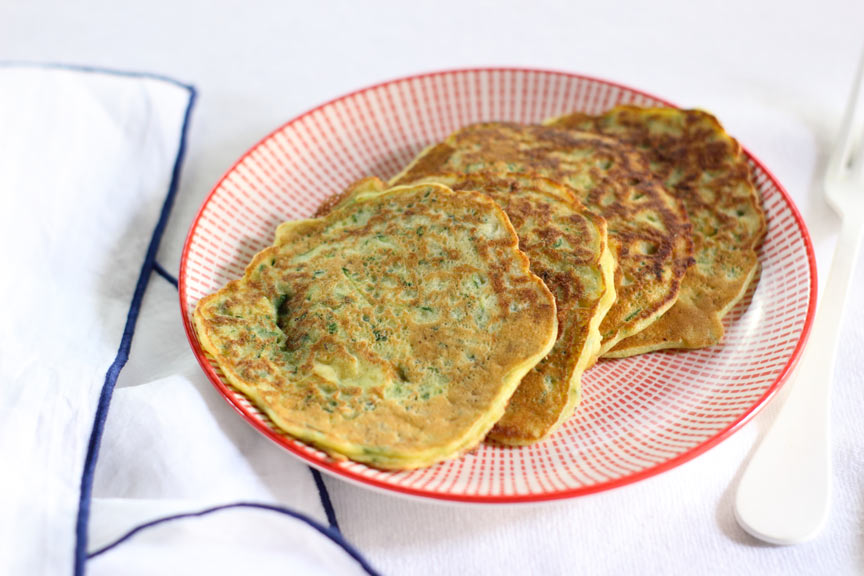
top-left (4, 1), bottom-right (864, 574)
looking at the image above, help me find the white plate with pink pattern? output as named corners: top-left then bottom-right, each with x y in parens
top-left (180, 68), bottom-right (816, 503)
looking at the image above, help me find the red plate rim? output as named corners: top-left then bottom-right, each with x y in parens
top-left (178, 66), bottom-right (819, 504)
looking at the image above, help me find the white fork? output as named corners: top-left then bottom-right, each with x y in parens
top-left (734, 49), bottom-right (864, 545)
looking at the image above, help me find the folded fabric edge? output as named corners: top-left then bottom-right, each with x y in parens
top-left (0, 60), bottom-right (194, 92)
top-left (87, 501), bottom-right (379, 575)
top-left (59, 65), bottom-right (196, 576)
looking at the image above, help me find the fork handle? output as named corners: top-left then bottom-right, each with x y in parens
top-left (735, 216), bottom-right (864, 544)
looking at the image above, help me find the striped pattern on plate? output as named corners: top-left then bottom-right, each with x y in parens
top-left (179, 69), bottom-right (816, 503)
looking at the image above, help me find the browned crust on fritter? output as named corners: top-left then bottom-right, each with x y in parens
top-left (409, 172), bottom-right (613, 444)
top-left (550, 107), bottom-right (765, 355)
top-left (194, 183), bottom-right (558, 469)
top-left (313, 177), bottom-right (381, 217)
top-left (391, 122), bottom-right (694, 350)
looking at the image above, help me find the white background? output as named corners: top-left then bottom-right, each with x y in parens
top-left (4, 1), bottom-right (864, 574)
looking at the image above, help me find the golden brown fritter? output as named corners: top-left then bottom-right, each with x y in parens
top-left (549, 107), bottom-right (765, 356)
top-left (194, 183), bottom-right (557, 468)
top-left (409, 173), bottom-right (615, 445)
top-left (391, 122), bottom-right (694, 354)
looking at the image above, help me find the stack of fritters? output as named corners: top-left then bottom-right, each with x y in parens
top-left (194, 105), bottom-right (764, 469)
top-left (391, 122), bottom-right (694, 355)
top-left (548, 107), bottom-right (765, 356)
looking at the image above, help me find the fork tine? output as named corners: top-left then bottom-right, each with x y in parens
top-left (827, 44), bottom-right (864, 182)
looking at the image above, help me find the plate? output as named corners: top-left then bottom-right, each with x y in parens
top-left (179, 68), bottom-right (816, 503)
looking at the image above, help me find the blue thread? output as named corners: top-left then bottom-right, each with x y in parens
top-left (72, 69), bottom-right (196, 576)
top-left (153, 260), bottom-right (179, 288)
top-left (86, 502), bottom-right (379, 575)
top-left (0, 61), bottom-right (192, 91)
top-left (310, 468), bottom-right (341, 532)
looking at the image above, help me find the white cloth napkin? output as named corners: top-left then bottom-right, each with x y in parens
top-left (0, 66), bottom-right (372, 576)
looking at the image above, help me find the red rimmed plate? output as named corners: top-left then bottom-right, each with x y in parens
top-left (179, 68), bottom-right (816, 503)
